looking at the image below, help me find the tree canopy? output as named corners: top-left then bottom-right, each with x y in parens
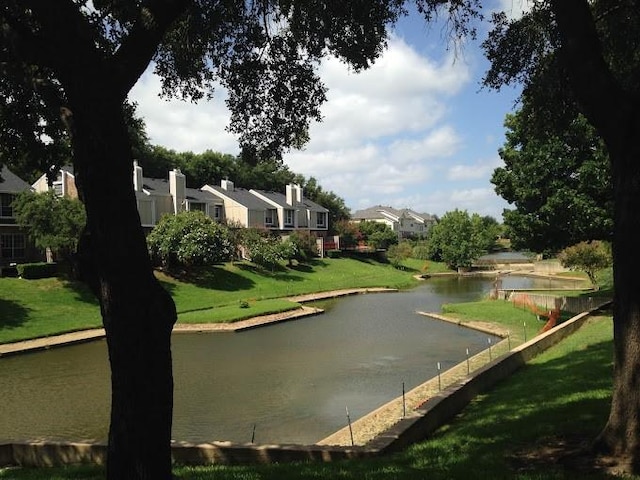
top-left (492, 102), bottom-right (613, 255)
top-left (12, 190), bottom-right (86, 262)
top-left (426, 209), bottom-right (495, 270)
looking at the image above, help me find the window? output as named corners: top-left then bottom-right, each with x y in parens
top-left (285, 209), bottom-right (295, 226)
top-left (0, 193), bottom-right (15, 218)
top-left (189, 202), bottom-right (206, 212)
top-left (52, 181), bottom-right (63, 197)
top-left (1, 234), bottom-right (25, 260)
top-left (265, 209), bottom-right (276, 226)
top-left (213, 205), bottom-right (222, 221)
top-left (316, 212), bottom-right (326, 227)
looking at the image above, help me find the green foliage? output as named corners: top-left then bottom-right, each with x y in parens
top-left (491, 104), bottom-right (613, 255)
top-left (16, 262), bottom-right (57, 279)
top-left (333, 219), bottom-right (359, 249)
top-left (386, 241), bottom-right (413, 268)
top-left (240, 229), bottom-right (291, 270)
top-left (427, 209), bottom-right (492, 270)
top-left (558, 241), bottom-right (612, 288)
top-left (411, 242), bottom-right (431, 260)
top-left (12, 190), bottom-right (86, 261)
top-left (325, 249), bottom-right (341, 258)
top-left (287, 231), bottom-right (317, 262)
top-left (147, 211), bottom-right (233, 271)
top-left (357, 220), bottom-right (398, 249)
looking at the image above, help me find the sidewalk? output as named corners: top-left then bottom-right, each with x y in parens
top-left (0, 328), bottom-right (106, 357)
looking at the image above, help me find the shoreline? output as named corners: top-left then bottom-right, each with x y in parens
top-left (0, 287), bottom-right (398, 356)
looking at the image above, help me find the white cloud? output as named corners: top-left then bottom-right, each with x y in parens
top-left (129, 72), bottom-right (240, 154)
top-left (447, 155), bottom-right (502, 181)
top-left (496, 0), bottom-right (533, 21)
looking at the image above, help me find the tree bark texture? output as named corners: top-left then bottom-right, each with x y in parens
top-left (551, 0), bottom-right (640, 473)
top-left (66, 93), bottom-right (177, 480)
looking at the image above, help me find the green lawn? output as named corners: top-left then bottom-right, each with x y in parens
top-left (0, 256), bottom-right (424, 343)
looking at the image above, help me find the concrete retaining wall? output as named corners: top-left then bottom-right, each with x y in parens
top-left (0, 305), bottom-right (608, 468)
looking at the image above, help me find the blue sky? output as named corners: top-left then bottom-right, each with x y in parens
top-left (129, 1), bottom-right (527, 221)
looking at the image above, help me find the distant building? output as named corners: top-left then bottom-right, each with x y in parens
top-left (351, 205), bottom-right (437, 239)
top-left (33, 163), bottom-right (330, 238)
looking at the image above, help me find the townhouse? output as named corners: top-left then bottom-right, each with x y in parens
top-left (34, 162), bottom-right (330, 238)
top-left (351, 205), bottom-right (437, 239)
top-left (0, 166), bottom-right (39, 268)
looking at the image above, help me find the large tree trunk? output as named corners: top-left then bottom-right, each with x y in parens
top-left (550, 0), bottom-right (640, 473)
top-left (66, 92), bottom-right (176, 480)
top-left (593, 117), bottom-right (640, 473)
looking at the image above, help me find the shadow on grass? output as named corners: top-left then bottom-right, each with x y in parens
top-left (234, 262), bottom-right (307, 283)
top-left (59, 278), bottom-right (100, 306)
top-left (0, 298), bottom-right (30, 329)
top-left (163, 266), bottom-right (257, 292)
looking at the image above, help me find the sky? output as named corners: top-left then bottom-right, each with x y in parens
top-left (129, 1), bottom-right (528, 221)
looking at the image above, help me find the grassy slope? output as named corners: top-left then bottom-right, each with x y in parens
top-left (0, 256), bottom-right (423, 343)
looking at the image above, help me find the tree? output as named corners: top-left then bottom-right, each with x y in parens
top-left (2, 2), bottom-right (435, 477)
top-left (484, 0), bottom-right (640, 471)
top-left (12, 190), bottom-right (86, 263)
top-left (426, 209), bottom-right (488, 270)
top-left (386, 241), bottom-right (413, 268)
top-left (491, 100), bottom-right (613, 255)
top-left (147, 211), bottom-right (233, 273)
top-left (357, 220), bottom-right (398, 250)
top-left (241, 228), bottom-right (293, 270)
top-left (558, 240), bottom-right (612, 289)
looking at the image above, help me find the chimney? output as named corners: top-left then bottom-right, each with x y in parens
top-left (133, 161), bottom-right (143, 192)
top-left (221, 179), bottom-right (234, 191)
top-left (286, 184), bottom-right (303, 205)
top-left (286, 184), bottom-right (295, 205)
top-left (169, 168), bottom-right (186, 214)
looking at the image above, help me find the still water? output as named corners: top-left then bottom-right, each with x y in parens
top-left (0, 275), bottom-right (565, 445)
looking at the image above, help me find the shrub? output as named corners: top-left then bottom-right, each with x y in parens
top-left (326, 249), bottom-right (341, 258)
top-left (17, 262), bottom-right (57, 279)
top-left (147, 211), bottom-right (233, 272)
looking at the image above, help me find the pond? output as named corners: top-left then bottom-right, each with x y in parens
top-left (0, 274), bottom-right (569, 445)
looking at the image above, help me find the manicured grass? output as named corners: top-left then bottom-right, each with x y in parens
top-left (1, 315), bottom-right (619, 479)
top-left (0, 276), bottom-right (101, 344)
top-left (441, 298), bottom-right (575, 345)
top-left (0, 256), bottom-right (426, 343)
top-left (177, 298), bottom-right (301, 324)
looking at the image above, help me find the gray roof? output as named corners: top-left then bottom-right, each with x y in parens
top-left (185, 187), bottom-right (221, 203)
top-left (352, 205), bottom-right (434, 223)
top-left (141, 177), bottom-right (171, 195)
top-left (140, 177), bottom-right (221, 203)
top-left (206, 185), bottom-right (272, 211)
top-left (253, 189), bottom-right (329, 213)
top-left (0, 166), bottom-right (32, 193)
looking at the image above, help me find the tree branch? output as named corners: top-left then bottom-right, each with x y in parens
top-left (110, 0), bottom-right (192, 98)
